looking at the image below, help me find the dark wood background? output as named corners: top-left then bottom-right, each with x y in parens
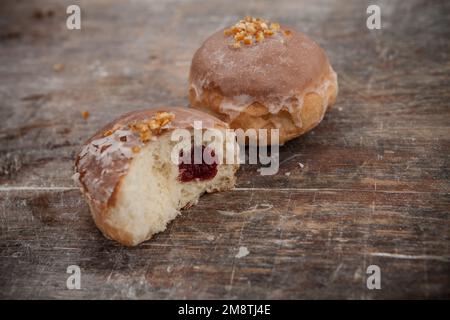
top-left (0, 0), bottom-right (449, 299)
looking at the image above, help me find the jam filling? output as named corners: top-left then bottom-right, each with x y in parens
top-left (178, 145), bottom-right (218, 182)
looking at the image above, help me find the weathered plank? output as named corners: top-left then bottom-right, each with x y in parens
top-left (0, 0), bottom-right (449, 299)
top-left (1, 189), bottom-right (448, 299)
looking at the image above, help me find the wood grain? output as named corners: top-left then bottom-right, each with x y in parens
top-left (0, 0), bottom-right (449, 299)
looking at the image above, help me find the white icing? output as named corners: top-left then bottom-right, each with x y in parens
top-left (191, 67), bottom-right (337, 128)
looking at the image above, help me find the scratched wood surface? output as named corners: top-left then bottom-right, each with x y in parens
top-left (0, 0), bottom-right (449, 299)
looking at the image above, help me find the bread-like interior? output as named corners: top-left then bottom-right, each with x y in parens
top-left (102, 131), bottom-right (238, 246)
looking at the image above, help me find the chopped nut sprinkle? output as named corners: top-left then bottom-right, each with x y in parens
top-left (132, 146), bottom-right (141, 153)
top-left (270, 22), bottom-right (280, 31)
top-left (263, 29), bottom-right (274, 36)
top-left (223, 16), bottom-right (287, 48)
top-left (81, 110), bottom-right (90, 120)
top-left (129, 111), bottom-right (175, 143)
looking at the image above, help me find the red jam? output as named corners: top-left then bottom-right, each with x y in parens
top-left (178, 145), bottom-right (218, 182)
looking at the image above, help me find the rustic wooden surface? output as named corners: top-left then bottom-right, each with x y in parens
top-left (0, 0), bottom-right (449, 299)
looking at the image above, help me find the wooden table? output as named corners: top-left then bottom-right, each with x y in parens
top-left (0, 0), bottom-right (449, 299)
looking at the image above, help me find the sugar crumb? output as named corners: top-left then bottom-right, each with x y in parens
top-left (235, 246), bottom-right (249, 258)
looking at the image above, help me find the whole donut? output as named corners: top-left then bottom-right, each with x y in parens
top-left (189, 17), bottom-right (338, 145)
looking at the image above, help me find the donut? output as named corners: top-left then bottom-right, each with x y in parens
top-left (189, 16), bottom-right (338, 145)
top-left (74, 107), bottom-right (239, 246)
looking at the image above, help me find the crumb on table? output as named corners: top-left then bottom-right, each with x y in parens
top-left (81, 110), bottom-right (90, 120)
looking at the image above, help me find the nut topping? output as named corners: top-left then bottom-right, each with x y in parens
top-left (223, 16), bottom-right (287, 48)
